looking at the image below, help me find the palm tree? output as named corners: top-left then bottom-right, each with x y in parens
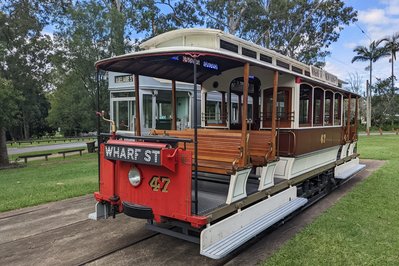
top-left (351, 41), bottom-right (389, 131)
top-left (379, 32), bottom-right (399, 92)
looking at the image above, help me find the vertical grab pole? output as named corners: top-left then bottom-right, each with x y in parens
top-left (134, 74), bottom-right (141, 136)
top-left (271, 71), bottom-right (279, 160)
top-left (96, 69), bottom-right (101, 190)
top-left (347, 94), bottom-right (351, 140)
top-left (193, 56), bottom-right (198, 215)
top-left (355, 96), bottom-right (359, 140)
top-left (241, 63), bottom-right (250, 166)
top-left (172, 80), bottom-right (177, 130)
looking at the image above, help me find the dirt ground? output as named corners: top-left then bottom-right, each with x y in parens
top-left (0, 159), bottom-right (384, 266)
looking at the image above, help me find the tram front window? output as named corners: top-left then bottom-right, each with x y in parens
top-left (143, 94), bottom-right (153, 128)
top-left (113, 100), bottom-right (135, 131)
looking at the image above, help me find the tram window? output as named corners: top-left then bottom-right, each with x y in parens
top-left (334, 93), bottom-right (342, 125)
top-left (231, 94), bottom-right (239, 123)
top-left (277, 90), bottom-right (290, 120)
top-left (113, 100), bottom-right (134, 131)
top-left (143, 94), bottom-right (152, 128)
top-left (313, 88), bottom-right (324, 126)
top-left (263, 88), bottom-right (291, 127)
top-left (248, 96), bottom-right (253, 120)
top-left (324, 91), bottom-right (333, 126)
top-left (299, 84), bottom-right (312, 126)
top-left (205, 91), bottom-right (225, 125)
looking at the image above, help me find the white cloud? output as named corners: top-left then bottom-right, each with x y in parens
top-left (343, 42), bottom-right (358, 49)
top-left (380, 0), bottom-right (399, 15)
top-left (358, 9), bottom-right (390, 25)
top-left (357, 3), bottom-right (399, 41)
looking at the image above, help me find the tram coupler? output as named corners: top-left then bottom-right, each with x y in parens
top-left (109, 195), bottom-right (120, 219)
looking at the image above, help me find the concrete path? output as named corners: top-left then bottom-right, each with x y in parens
top-left (0, 160), bottom-right (384, 266)
top-left (8, 142), bottom-right (88, 155)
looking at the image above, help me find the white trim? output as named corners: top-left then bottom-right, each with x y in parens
top-left (258, 162), bottom-right (278, 191)
top-left (226, 168), bottom-right (251, 204)
top-left (275, 146), bottom-right (341, 180)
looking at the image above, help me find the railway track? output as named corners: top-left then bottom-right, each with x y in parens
top-left (0, 160), bottom-right (381, 266)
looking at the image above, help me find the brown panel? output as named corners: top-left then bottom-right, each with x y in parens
top-left (278, 127), bottom-right (344, 156)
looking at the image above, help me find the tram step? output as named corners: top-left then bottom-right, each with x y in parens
top-left (200, 187), bottom-right (307, 259)
top-left (335, 158), bottom-right (366, 180)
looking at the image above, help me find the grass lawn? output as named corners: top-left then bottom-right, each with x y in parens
top-left (265, 135), bottom-right (399, 265)
top-left (0, 153), bottom-right (98, 212)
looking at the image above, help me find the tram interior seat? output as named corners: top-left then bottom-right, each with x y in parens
top-left (151, 129), bottom-right (273, 175)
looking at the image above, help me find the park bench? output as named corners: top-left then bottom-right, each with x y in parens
top-left (18, 153), bottom-right (52, 163)
top-left (58, 148), bottom-right (85, 159)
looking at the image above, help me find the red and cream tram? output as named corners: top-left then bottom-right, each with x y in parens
top-left (89, 28), bottom-right (365, 259)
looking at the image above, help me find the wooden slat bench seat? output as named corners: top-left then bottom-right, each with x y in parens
top-left (151, 129), bottom-right (274, 174)
top-left (152, 129), bottom-right (242, 174)
top-left (58, 148), bottom-right (85, 159)
top-left (18, 153), bottom-right (52, 163)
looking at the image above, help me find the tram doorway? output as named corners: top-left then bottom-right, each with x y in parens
top-left (229, 77), bottom-right (261, 130)
top-left (110, 92), bottom-right (135, 132)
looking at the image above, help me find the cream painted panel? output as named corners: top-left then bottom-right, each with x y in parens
top-left (185, 35), bottom-right (216, 49)
top-left (156, 37), bottom-right (184, 48)
top-left (202, 66), bottom-right (296, 93)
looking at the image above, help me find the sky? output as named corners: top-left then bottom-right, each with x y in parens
top-left (42, 0), bottom-right (397, 90)
top-left (324, 0), bottom-right (399, 89)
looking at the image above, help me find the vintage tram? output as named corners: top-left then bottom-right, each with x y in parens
top-left (89, 28), bottom-right (365, 259)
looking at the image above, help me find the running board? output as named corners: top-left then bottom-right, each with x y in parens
top-left (200, 187), bottom-right (308, 259)
top-left (335, 158), bottom-right (366, 180)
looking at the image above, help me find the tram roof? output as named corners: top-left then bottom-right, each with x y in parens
top-left (96, 28), bottom-right (360, 97)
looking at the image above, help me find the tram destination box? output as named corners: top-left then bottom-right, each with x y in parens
top-left (104, 144), bottom-right (161, 165)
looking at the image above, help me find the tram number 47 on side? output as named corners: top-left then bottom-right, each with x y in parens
top-left (149, 176), bottom-right (171, 192)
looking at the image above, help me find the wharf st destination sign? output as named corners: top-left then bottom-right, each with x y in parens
top-left (105, 144), bottom-right (161, 165)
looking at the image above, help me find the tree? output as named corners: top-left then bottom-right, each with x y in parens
top-left (379, 32), bottom-right (399, 92)
top-left (371, 77), bottom-right (399, 128)
top-left (0, 1), bottom-right (54, 140)
top-left (351, 41), bottom-right (389, 131)
top-left (346, 72), bottom-right (365, 123)
top-left (0, 78), bottom-right (22, 167)
top-left (195, 0), bottom-right (357, 65)
top-left (129, 0), bottom-right (201, 38)
top-left (49, 0), bottom-right (121, 135)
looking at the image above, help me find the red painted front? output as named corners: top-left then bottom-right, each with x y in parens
top-left (94, 140), bottom-right (208, 228)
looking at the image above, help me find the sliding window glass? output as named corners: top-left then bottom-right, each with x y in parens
top-left (334, 93), bottom-right (342, 125)
top-left (299, 84), bottom-right (312, 127)
top-left (324, 91), bottom-right (333, 126)
top-left (313, 88), bottom-right (324, 126)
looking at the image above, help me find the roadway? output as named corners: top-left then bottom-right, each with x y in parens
top-left (7, 142), bottom-right (88, 155)
top-left (0, 160), bottom-right (384, 265)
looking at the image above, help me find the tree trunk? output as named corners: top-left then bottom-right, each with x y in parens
top-left (392, 53), bottom-right (395, 91)
top-left (367, 60), bottom-right (372, 131)
top-left (23, 114), bottom-right (30, 140)
top-left (0, 127), bottom-right (10, 167)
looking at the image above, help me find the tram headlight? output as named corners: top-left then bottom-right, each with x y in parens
top-left (128, 166), bottom-right (141, 187)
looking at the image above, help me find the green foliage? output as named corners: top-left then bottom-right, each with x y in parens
top-left (0, 1), bottom-right (54, 139)
top-left (0, 78), bottom-right (21, 127)
top-left (265, 135), bottom-right (399, 265)
top-left (370, 78), bottom-right (399, 127)
top-left (196, 0), bottom-right (357, 65)
top-left (49, 1), bottom-right (113, 135)
top-left (130, 0), bottom-right (202, 38)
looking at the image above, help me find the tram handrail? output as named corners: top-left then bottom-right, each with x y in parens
top-left (100, 133), bottom-right (193, 144)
